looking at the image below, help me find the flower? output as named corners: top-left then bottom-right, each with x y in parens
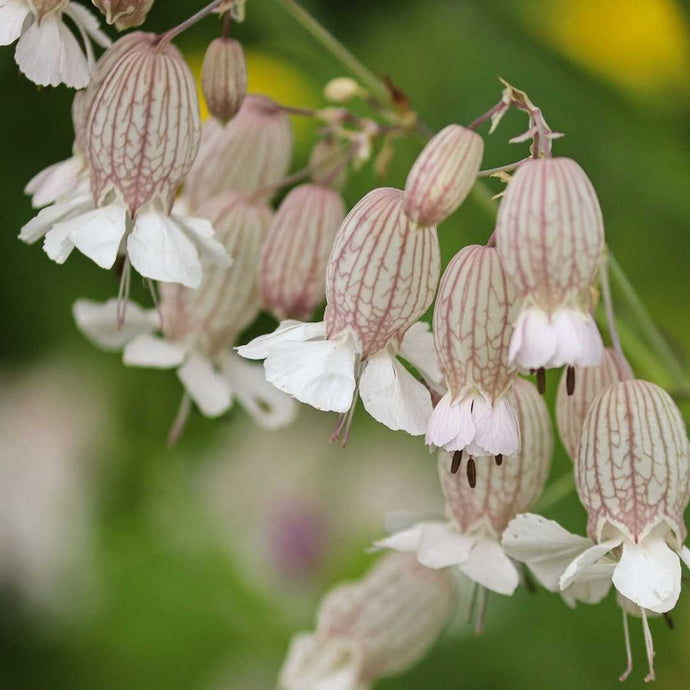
top-left (92, 0), bottom-right (154, 29)
top-left (404, 124), bottom-right (484, 227)
top-left (0, 0), bottom-right (110, 88)
top-left (73, 191), bottom-right (296, 429)
top-left (503, 379), bottom-right (690, 681)
top-left (556, 347), bottom-right (633, 460)
top-left (238, 187), bottom-right (442, 440)
top-left (426, 245), bottom-right (521, 460)
top-left (259, 183), bottom-right (346, 320)
top-left (375, 378), bottom-right (552, 603)
top-left (201, 37), bottom-right (248, 123)
top-left (278, 552), bottom-right (456, 690)
top-left (19, 33), bottom-right (230, 288)
top-left (495, 157), bottom-right (605, 371)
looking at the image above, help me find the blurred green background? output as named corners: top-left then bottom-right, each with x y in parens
top-left (2, 0), bottom-right (690, 688)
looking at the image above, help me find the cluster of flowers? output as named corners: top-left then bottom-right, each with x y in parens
top-left (6, 0), bottom-right (690, 686)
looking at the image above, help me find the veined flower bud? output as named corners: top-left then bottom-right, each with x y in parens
top-left (556, 348), bottom-right (633, 460)
top-left (87, 33), bottom-right (200, 214)
top-left (496, 157), bottom-right (605, 370)
top-left (404, 124), bottom-right (483, 227)
top-left (426, 245), bottom-right (521, 460)
top-left (309, 138), bottom-right (347, 191)
top-left (92, 0), bottom-right (154, 29)
top-left (259, 183), bottom-right (345, 320)
top-left (325, 187), bottom-right (440, 357)
top-left (185, 95), bottom-right (293, 210)
top-left (278, 552), bottom-right (455, 690)
top-left (323, 76), bottom-right (362, 103)
top-left (201, 37), bottom-right (247, 123)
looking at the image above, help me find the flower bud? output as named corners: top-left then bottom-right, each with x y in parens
top-left (576, 380), bottom-right (690, 549)
top-left (556, 348), bottom-right (633, 460)
top-left (184, 95), bottom-right (293, 210)
top-left (323, 76), bottom-right (362, 103)
top-left (201, 37), bottom-right (248, 123)
top-left (278, 552), bottom-right (455, 690)
top-left (404, 124), bottom-right (483, 227)
top-left (86, 33), bottom-right (200, 214)
top-left (325, 187), bottom-right (441, 357)
top-left (309, 138), bottom-right (347, 191)
top-left (259, 183), bottom-right (345, 320)
top-left (440, 378), bottom-right (552, 534)
top-left (92, 0), bottom-right (155, 29)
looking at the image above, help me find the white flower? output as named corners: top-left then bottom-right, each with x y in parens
top-left (0, 0), bottom-right (110, 88)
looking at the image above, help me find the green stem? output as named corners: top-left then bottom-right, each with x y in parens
top-left (273, 0), bottom-right (391, 104)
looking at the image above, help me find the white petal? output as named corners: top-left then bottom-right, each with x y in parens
top-left (509, 307), bottom-right (557, 370)
top-left (373, 523), bottom-right (427, 553)
top-left (72, 298), bottom-right (158, 351)
top-left (560, 538), bottom-right (623, 590)
top-left (561, 562), bottom-right (615, 606)
top-left (425, 393), bottom-right (474, 450)
top-left (128, 211), bottom-right (203, 288)
top-left (59, 201), bottom-right (128, 268)
top-left (460, 537), bottom-right (520, 595)
top-left (236, 320), bottom-right (327, 360)
top-left (0, 1), bottom-right (29, 45)
top-left (359, 351), bottom-right (432, 435)
top-left (123, 334), bottom-right (187, 369)
top-left (178, 353), bottom-right (232, 418)
top-left (172, 214), bottom-right (232, 268)
top-left (612, 538), bottom-right (682, 614)
top-left (680, 545), bottom-right (690, 570)
top-left (417, 522), bottom-right (476, 569)
top-left (25, 156), bottom-right (84, 208)
top-left (63, 2), bottom-right (111, 49)
top-left (263, 335), bottom-right (357, 413)
top-left (221, 351), bottom-right (298, 429)
top-left (399, 321), bottom-right (443, 388)
top-left (471, 395), bottom-right (520, 456)
top-left (19, 195), bottom-right (92, 244)
top-left (43, 222), bottom-right (76, 263)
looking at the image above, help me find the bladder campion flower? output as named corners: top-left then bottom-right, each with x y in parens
top-left (201, 37), bottom-right (248, 123)
top-left (92, 0), bottom-right (154, 29)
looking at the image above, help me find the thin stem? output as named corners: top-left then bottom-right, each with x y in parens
top-left (273, 0), bottom-right (391, 104)
top-left (478, 158), bottom-right (529, 178)
top-left (600, 252), bottom-right (624, 358)
top-left (158, 0), bottom-right (225, 45)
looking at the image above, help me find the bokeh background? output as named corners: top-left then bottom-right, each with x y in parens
top-left (1, 0), bottom-right (690, 688)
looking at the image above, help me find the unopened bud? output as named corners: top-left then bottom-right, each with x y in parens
top-left (404, 124), bottom-right (483, 227)
top-left (260, 183), bottom-right (345, 321)
top-left (309, 138), bottom-right (347, 191)
top-left (323, 76), bottom-right (363, 103)
top-left (201, 37), bottom-right (248, 124)
top-left (92, 0), bottom-right (155, 29)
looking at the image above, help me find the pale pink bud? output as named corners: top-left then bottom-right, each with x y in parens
top-left (201, 37), bottom-right (247, 124)
top-left (426, 245), bottom-right (521, 458)
top-left (496, 157), bottom-right (605, 370)
top-left (556, 348), bottom-right (633, 460)
top-left (404, 124), bottom-right (483, 227)
top-left (259, 183), bottom-right (345, 320)
top-left (440, 378), bottom-right (552, 534)
top-left (92, 0), bottom-right (154, 29)
top-left (185, 95), bottom-right (293, 210)
top-left (323, 76), bottom-right (362, 103)
top-left (325, 187), bottom-right (441, 357)
top-left (86, 33), bottom-right (200, 214)
top-left (309, 138), bottom-right (347, 191)
top-left (577, 380), bottom-right (690, 549)
top-left (278, 552), bottom-right (455, 690)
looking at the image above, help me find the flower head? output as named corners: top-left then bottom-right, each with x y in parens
top-left (201, 37), bottom-right (248, 123)
top-left (278, 552), bottom-right (455, 690)
top-left (496, 157), bottom-right (605, 370)
top-left (92, 0), bottom-right (154, 29)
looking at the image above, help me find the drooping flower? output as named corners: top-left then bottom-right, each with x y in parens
top-left (278, 552), bottom-right (456, 690)
top-left (183, 94), bottom-right (293, 211)
top-left (556, 347), bottom-right (633, 460)
top-left (495, 157), bottom-right (605, 372)
top-left (426, 245), bottom-right (521, 463)
top-left (73, 191), bottom-right (296, 429)
top-left (404, 124), bottom-right (484, 227)
top-left (503, 379), bottom-right (690, 681)
top-left (20, 33), bottom-right (230, 288)
top-left (201, 37), bottom-right (247, 123)
top-left (238, 187), bottom-right (442, 440)
top-left (0, 0), bottom-right (110, 88)
top-left (91, 0), bottom-right (154, 29)
top-left (376, 378), bottom-right (551, 609)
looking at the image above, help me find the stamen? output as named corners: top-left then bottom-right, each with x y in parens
top-left (475, 586), bottom-right (488, 635)
top-left (116, 256), bottom-right (132, 329)
top-left (619, 609), bottom-right (633, 682)
top-left (451, 450), bottom-right (463, 474)
top-left (641, 608), bottom-right (656, 683)
top-left (536, 367), bottom-right (546, 395)
top-left (466, 581), bottom-right (478, 624)
top-left (167, 392), bottom-right (192, 447)
top-left (495, 454), bottom-right (503, 466)
top-left (566, 366), bottom-right (576, 396)
top-left (330, 366), bottom-right (361, 447)
top-left (523, 566), bottom-right (537, 594)
top-left (467, 456), bottom-right (477, 488)
top-left (663, 612), bottom-right (675, 631)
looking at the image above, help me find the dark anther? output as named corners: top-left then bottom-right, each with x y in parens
top-left (663, 612), bottom-right (675, 631)
top-left (451, 450), bottom-right (463, 474)
top-left (566, 366), bottom-right (576, 396)
top-left (495, 454), bottom-right (503, 466)
top-left (467, 457), bottom-right (477, 488)
top-left (536, 367), bottom-right (546, 395)
top-left (529, 369), bottom-right (536, 375)
top-left (523, 566), bottom-right (537, 594)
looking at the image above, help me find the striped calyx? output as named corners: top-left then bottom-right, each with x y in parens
top-left (440, 378), bottom-right (552, 535)
top-left (576, 380), bottom-right (690, 548)
top-left (86, 33), bottom-right (201, 214)
top-left (404, 124), bottom-right (484, 227)
top-left (278, 552), bottom-right (455, 690)
top-left (260, 183), bottom-right (345, 321)
top-left (325, 187), bottom-right (441, 357)
top-left (92, 0), bottom-right (154, 29)
top-left (160, 192), bottom-right (272, 355)
top-left (201, 37), bottom-right (247, 124)
top-left (309, 138), bottom-right (348, 191)
top-left (556, 348), bottom-right (633, 460)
